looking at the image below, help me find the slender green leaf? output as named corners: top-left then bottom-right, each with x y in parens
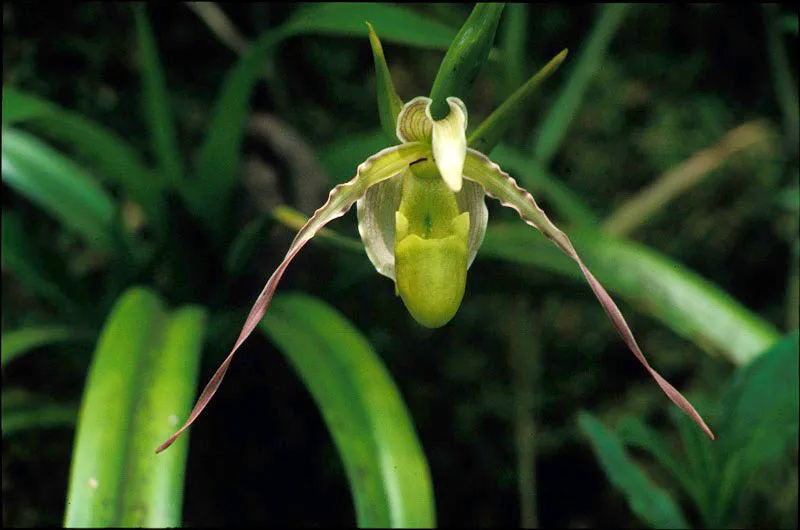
top-left (283, 2), bottom-right (457, 49)
top-left (578, 412), bottom-right (691, 529)
top-left (532, 4), bottom-right (631, 164)
top-left (484, 143), bottom-right (598, 228)
top-left (367, 22), bottom-right (404, 142)
top-left (1, 211), bottom-right (80, 311)
top-left (133, 5), bottom-right (184, 190)
top-left (1, 88), bottom-right (166, 234)
top-left (2, 89), bottom-right (51, 125)
top-left (2, 127), bottom-right (117, 253)
top-left (1, 326), bottom-right (88, 367)
top-left (2, 389), bottom-right (77, 435)
top-left (261, 294), bottom-right (435, 528)
top-left (468, 50), bottom-right (569, 155)
top-left (481, 223), bottom-right (780, 364)
top-left (428, 3), bottom-right (505, 119)
top-left (65, 288), bottom-right (207, 527)
top-left (617, 415), bottom-right (703, 507)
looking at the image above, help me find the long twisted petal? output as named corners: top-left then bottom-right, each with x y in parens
top-left (156, 142), bottom-right (430, 453)
top-left (463, 148), bottom-right (715, 440)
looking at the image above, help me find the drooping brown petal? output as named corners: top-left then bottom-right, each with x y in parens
top-left (463, 148), bottom-right (715, 440)
top-left (156, 141), bottom-right (431, 453)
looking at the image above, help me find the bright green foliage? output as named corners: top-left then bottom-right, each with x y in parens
top-left (64, 288), bottom-right (207, 527)
top-left (261, 294), bottom-right (436, 527)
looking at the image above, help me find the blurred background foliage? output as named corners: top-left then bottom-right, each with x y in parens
top-left (2, 2), bottom-right (798, 528)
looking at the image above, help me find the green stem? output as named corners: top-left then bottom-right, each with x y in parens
top-left (506, 297), bottom-right (540, 528)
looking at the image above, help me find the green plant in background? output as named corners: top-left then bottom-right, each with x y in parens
top-left (580, 331), bottom-right (799, 529)
top-left (2, 2), bottom-right (797, 528)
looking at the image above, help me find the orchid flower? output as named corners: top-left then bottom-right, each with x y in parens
top-left (157, 23), bottom-right (714, 454)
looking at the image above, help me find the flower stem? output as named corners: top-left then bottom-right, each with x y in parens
top-left (506, 297), bottom-right (540, 528)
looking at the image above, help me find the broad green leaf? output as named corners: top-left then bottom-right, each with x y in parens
top-left (1, 88), bottom-right (166, 234)
top-left (428, 3), bottom-right (505, 119)
top-left (713, 331), bottom-right (799, 524)
top-left (133, 5), bottom-right (184, 190)
top-left (578, 412), bottom-right (691, 529)
top-left (1, 211), bottom-right (80, 312)
top-left (531, 4), bottom-right (631, 164)
top-left (2, 389), bottom-right (77, 435)
top-left (2, 127), bottom-right (117, 253)
top-left (1, 326), bottom-right (88, 367)
top-left (65, 288), bottom-right (207, 527)
top-left (468, 50), bottom-right (569, 155)
top-left (367, 22), bottom-right (404, 142)
top-left (481, 223), bottom-right (780, 364)
top-left (261, 294), bottom-right (435, 528)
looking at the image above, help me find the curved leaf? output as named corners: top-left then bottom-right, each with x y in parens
top-left (1, 88), bottom-right (166, 235)
top-left (579, 412), bottom-right (691, 529)
top-left (1, 326), bottom-right (88, 367)
top-left (2, 389), bottom-right (77, 435)
top-left (64, 288), bottom-right (207, 527)
top-left (133, 5), bottom-right (184, 190)
top-left (2, 127), bottom-right (117, 253)
top-left (481, 223), bottom-right (780, 364)
top-left (261, 294), bottom-right (435, 528)
top-left (531, 3), bottom-right (631, 164)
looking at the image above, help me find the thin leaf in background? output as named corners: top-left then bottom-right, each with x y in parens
top-left (1, 326), bottom-right (88, 367)
top-left (2, 127), bottom-right (118, 254)
top-left (481, 223), bottom-right (780, 364)
top-left (133, 5), bottom-right (184, 190)
top-left (531, 3), bottom-right (631, 165)
top-left (262, 294), bottom-right (436, 528)
top-left (367, 21), bottom-right (404, 142)
top-left (65, 288), bottom-right (207, 527)
top-left (578, 411), bottom-right (691, 529)
top-left (1, 88), bottom-right (166, 235)
top-left (1, 211), bottom-right (80, 312)
top-left (2, 389), bottom-right (77, 435)
top-left (468, 51), bottom-right (569, 156)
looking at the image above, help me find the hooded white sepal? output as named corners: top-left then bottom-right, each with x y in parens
top-left (428, 97), bottom-right (468, 193)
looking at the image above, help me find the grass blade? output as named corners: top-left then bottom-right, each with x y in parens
top-left (481, 223), bottom-right (780, 364)
top-left (579, 412), bottom-right (691, 529)
top-left (2, 127), bottom-right (117, 253)
top-left (1, 326), bottom-right (88, 367)
top-left (261, 294), bottom-right (436, 528)
top-left (1, 88), bottom-right (166, 234)
top-left (133, 5), bottom-right (184, 190)
top-left (2, 389), bottom-right (77, 435)
top-left (2, 211), bottom-right (81, 312)
top-left (64, 288), bottom-right (207, 527)
top-left (531, 4), bottom-right (631, 165)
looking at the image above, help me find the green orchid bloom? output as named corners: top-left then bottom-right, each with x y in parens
top-left (157, 31), bottom-right (714, 455)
